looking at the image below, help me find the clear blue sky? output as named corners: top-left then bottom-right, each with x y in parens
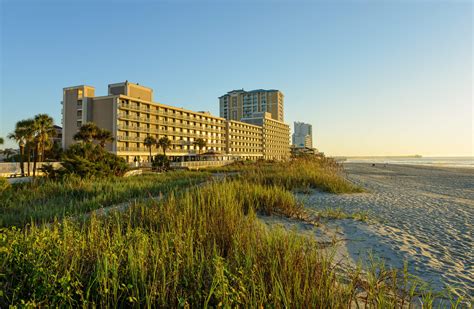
top-left (1, 0), bottom-right (472, 156)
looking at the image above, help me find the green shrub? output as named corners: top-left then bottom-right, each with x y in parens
top-left (60, 143), bottom-right (129, 178)
top-left (0, 177), bottom-right (10, 192)
top-left (152, 154), bottom-right (170, 172)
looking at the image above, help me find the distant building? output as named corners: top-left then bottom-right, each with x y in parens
top-left (219, 89), bottom-right (284, 122)
top-left (52, 125), bottom-right (62, 146)
top-left (292, 121), bottom-right (313, 148)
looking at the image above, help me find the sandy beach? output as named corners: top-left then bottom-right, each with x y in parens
top-left (263, 163), bottom-right (474, 298)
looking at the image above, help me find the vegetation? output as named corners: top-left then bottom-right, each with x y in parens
top-left (211, 157), bottom-right (363, 194)
top-left (8, 120), bottom-right (30, 176)
top-left (157, 136), bottom-right (171, 156)
top-left (0, 177), bottom-right (10, 192)
top-left (0, 171), bottom-right (209, 227)
top-left (152, 154), bottom-right (170, 172)
top-left (59, 143), bottom-right (129, 179)
top-left (143, 136), bottom-right (157, 163)
top-left (73, 122), bottom-right (98, 143)
top-left (73, 122), bottom-right (114, 148)
top-left (52, 124), bottom-right (125, 179)
top-left (0, 136), bottom-right (3, 144)
top-left (193, 137), bottom-right (207, 154)
top-left (1, 156), bottom-right (459, 306)
top-left (0, 180), bottom-right (451, 307)
top-left (7, 116), bottom-right (55, 177)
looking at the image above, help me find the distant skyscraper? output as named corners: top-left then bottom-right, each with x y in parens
top-left (219, 89), bottom-right (284, 122)
top-left (292, 122), bottom-right (313, 148)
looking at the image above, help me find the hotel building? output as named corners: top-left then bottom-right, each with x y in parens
top-left (219, 89), bottom-right (284, 122)
top-left (62, 81), bottom-right (290, 162)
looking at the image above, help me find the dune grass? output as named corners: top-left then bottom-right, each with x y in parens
top-left (212, 157), bottom-right (364, 194)
top-left (0, 180), bottom-right (441, 307)
top-left (0, 171), bottom-right (209, 228)
top-left (1, 160), bottom-right (461, 306)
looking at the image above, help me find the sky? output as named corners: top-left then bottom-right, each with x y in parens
top-left (0, 0), bottom-right (472, 156)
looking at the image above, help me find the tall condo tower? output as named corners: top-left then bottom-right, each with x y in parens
top-left (219, 89), bottom-right (284, 122)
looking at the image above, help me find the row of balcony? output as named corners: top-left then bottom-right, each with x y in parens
top-left (116, 147), bottom-right (223, 153)
top-left (117, 114), bottom-right (223, 133)
top-left (117, 125), bottom-right (225, 140)
top-left (117, 136), bottom-right (225, 146)
top-left (118, 103), bottom-right (224, 125)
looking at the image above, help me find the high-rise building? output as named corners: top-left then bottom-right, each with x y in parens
top-left (62, 81), bottom-right (290, 162)
top-left (292, 122), bottom-right (313, 148)
top-left (219, 89), bottom-right (284, 122)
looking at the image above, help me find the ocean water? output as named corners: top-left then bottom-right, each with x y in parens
top-left (344, 157), bottom-right (474, 168)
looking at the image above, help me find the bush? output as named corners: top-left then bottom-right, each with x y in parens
top-left (152, 154), bottom-right (170, 172)
top-left (0, 177), bottom-right (10, 192)
top-left (59, 143), bottom-right (129, 178)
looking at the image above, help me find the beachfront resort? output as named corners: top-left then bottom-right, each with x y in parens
top-left (62, 81), bottom-right (291, 164)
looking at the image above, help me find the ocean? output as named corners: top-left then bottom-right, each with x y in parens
top-left (343, 157), bottom-right (474, 169)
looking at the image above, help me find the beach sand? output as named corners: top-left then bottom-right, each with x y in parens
top-left (261, 163), bottom-right (473, 298)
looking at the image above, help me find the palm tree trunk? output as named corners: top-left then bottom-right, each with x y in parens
top-left (27, 146), bottom-right (31, 176)
top-left (19, 145), bottom-right (25, 176)
top-left (149, 147), bottom-right (152, 164)
top-left (33, 143), bottom-right (39, 178)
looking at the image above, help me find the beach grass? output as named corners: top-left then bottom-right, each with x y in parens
top-left (0, 171), bottom-right (209, 228)
top-left (0, 180), bottom-right (439, 307)
top-left (211, 157), bottom-right (364, 194)
top-left (1, 160), bottom-right (461, 307)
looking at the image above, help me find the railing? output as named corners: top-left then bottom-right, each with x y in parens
top-left (117, 114), bottom-right (224, 133)
top-left (170, 160), bottom-right (235, 169)
top-left (118, 103), bottom-right (224, 126)
top-left (116, 126), bottom-right (226, 142)
top-left (0, 162), bottom-right (62, 177)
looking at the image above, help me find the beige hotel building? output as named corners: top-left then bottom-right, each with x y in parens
top-left (62, 81), bottom-right (290, 162)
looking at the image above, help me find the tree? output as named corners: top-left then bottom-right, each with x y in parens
top-left (32, 114), bottom-right (55, 177)
top-left (2, 149), bottom-right (14, 160)
top-left (152, 154), bottom-right (170, 172)
top-left (20, 119), bottom-right (36, 176)
top-left (157, 136), bottom-right (172, 156)
top-left (0, 137), bottom-right (3, 145)
top-left (60, 143), bottom-right (129, 178)
top-left (193, 138), bottom-right (207, 155)
top-left (73, 122), bottom-right (99, 143)
top-left (8, 119), bottom-right (32, 176)
top-left (144, 136), bottom-right (157, 163)
top-left (96, 128), bottom-right (114, 148)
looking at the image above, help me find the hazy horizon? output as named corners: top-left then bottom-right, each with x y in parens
top-left (0, 0), bottom-right (472, 157)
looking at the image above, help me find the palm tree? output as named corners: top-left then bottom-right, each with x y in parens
top-left (157, 136), bottom-right (172, 156)
top-left (0, 137), bottom-right (3, 145)
top-left (34, 114), bottom-right (55, 163)
top-left (20, 119), bottom-right (36, 176)
top-left (8, 119), bottom-right (32, 176)
top-left (74, 122), bottom-right (99, 143)
top-left (193, 138), bottom-right (207, 155)
top-left (144, 135), bottom-right (157, 163)
top-left (95, 128), bottom-right (114, 148)
top-left (32, 114), bottom-right (55, 177)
